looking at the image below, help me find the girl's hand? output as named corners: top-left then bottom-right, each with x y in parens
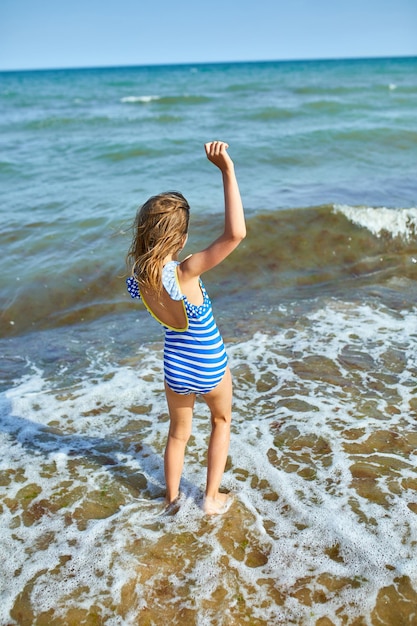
top-left (204, 141), bottom-right (234, 172)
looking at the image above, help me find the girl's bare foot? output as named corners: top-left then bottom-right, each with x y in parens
top-left (203, 492), bottom-right (234, 515)
top-left (163, 492), bottom-right (182, 515)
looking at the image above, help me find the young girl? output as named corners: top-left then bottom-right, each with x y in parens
top-left (126, 141), bottom-right (245, 515)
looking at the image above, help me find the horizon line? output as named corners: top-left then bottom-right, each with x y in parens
top-left (1, 53), bottom-right (416, 74)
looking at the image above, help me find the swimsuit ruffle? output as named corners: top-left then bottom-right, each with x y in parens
top-left (126, 275), bottom-right (140, 299)
top-left (163, 262), bottom-right (211, 317)
top-left (162, 262), bottom-right (184, 301)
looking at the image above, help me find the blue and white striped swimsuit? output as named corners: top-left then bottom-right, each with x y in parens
top-left (126, 261), bottom-right (228, 395)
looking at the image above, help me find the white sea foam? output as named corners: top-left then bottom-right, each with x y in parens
top-left (1, 299), bottom-right (417, 623)
top-left (334, 203), bottom-right (417, 240)
top-left (120, 95), bottom-right (160, 104)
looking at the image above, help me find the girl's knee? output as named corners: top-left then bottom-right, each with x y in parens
top-left (168, 425), bottom-right (192, 443)
top-left (211, 411), bottom-right (231, 428)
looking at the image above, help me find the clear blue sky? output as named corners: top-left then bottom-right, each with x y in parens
top-left (1, 0), bottom-right (416, 71)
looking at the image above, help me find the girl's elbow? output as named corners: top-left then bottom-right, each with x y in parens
top-left (229, 233), bottom-right (245, 245)
top-left (225, 229), bottom-right (246, 246)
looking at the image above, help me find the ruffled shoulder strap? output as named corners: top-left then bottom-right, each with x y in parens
top-left (162, 261), bottom-right (184, 301)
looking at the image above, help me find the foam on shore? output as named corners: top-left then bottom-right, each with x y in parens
top-left (1, 298), bottom-right (416, 623)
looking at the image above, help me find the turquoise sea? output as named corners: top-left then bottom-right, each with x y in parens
top-left (1, 57), bottom-right (417, 625)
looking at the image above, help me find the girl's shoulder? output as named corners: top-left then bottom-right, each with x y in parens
top-left (126, 258), bottom-right (194, 302)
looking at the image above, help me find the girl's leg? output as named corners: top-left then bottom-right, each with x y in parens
top-left (202, 367), bottom-right (233, 514)
top-left (164, 382), bottom-right (195, 504)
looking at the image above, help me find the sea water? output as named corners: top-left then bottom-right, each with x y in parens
top-left (1, 57), bottom-right (417, 625)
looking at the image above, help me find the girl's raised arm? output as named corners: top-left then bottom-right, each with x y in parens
top-left (179, 141), bottom-right (245, 280)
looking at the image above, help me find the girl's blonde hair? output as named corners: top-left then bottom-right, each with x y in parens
top-left (127, 191), bottom-right (190, 295)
